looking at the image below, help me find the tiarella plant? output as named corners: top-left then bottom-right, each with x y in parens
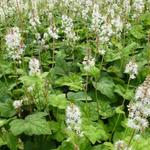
top-left (0, 0), bottom-right (150, 150)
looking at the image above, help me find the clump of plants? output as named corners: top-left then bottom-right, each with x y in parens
top-left (0, 0), bottom-right (150, 150)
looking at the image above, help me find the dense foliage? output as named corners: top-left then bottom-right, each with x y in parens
top-left (0, 0), bottom-right (150, 150)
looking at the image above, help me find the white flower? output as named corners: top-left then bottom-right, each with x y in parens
top-left (66, 103), bottom-right (82, 136)
top-left (29, 58), bottom-right (41, 75)
top-left (134, 134), bottom-right (141, 140)
top-left (123, 0), bottom-right (131, 13)
top-left (62, 15), bottom-right (78, 41)
top-left (127, 117), bottom-right (148, 131)
top-left (44, 33), bottom-right (48, 39)
top-left (100, 20), bottom-right (114, 44)
top-left (98, 49), bottom-right (106, 55)
top-left (48, 26), bottom-right (59, 39)
top-left (111, 16), bottom-right (123, 33)
top-left (132, 0), bottom-right (144, 13)
top-left (91, 4), bottom-right (103, 33)
top-left (13, 100), bottom-right (22, 109)
top-left (5, 27), bottom-right (21, 49)
top-left (135, 75), bottom-right (150, 101)
top-left (82, 8), bottom-right (89, 20)
top-left (135, 86), bottom-right (146, 100)
top-left (27, 85), bottom-right (35, 92)
top-left (5, 27), bottom-right (24, 62)
top-left (29, 9), bottom-right (41, 28)
top-left (127, 76), bottom-right (150, 132)
top-left (114, 140), bottom-right (131, 150)
top-left (82, 55), bottom-right (95, 71)
top-left (124, 61), bottom-right (138, 79)
top-left (132, 0), bottom-right (144, 19)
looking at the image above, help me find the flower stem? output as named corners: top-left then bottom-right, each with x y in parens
top-left (127, 129), bottom-right (135, 150)
top-left (110, 77), bottom-right (130, 141)
top-left (85, 73), bottom-right (89, 118)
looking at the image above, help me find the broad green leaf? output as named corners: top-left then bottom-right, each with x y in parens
top-left (0, 101), bottom-right (16, 117)
top-left (0, 81), bottom-right (10, 102)
top-left (10, 112), bottom-right (51, 136)
top-left (20, 75), bottom-right (43, 86)
top-left (141, 12), bottom-right (150, 26)
top-left (57, 141), bottom-right (74, 150)
top-left (93, 76), bottom-right (115, 99)
top-left (130, 25), bottom-right (145, 39)
top-left (48, 94), bottom-right (68, 109)
top-left (98, 101), bottom-right (115, 118)
top-left (67, 91), bottom-right (92, 101)
top-left (122, 42), bottom-right (139, 57)
top-left (0, 138), bottom-right (6, 147)
top-left (105, 50), bottom-right (121, 62)
top-left (114, 84), bottom-right (134, 100)
top-left (55, 74), bottom-right (83, 91)
top-left (92, 142), bottom-right (114, 150)
top-left (87, 66), bottom-right (100, 79)
top-left (115, 106), bottom-right (125, 114)
top-left (83, 124), bottom-right (108, 144)
top-left (132, 135), bottom-right (150, 150)
top-left (10, 119), bottom-right (26, 136)
top-left (107, 66), bottom-right (121, 76)
top-left (54, 51), bottom-right (68, 75)
top-left (5, 132), bottom-right (17, 150)
top-left (0, 119), bottom-right (9, 127)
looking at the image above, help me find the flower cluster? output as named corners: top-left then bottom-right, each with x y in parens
top-left (90, 2), bottom-right (124, 44)
top-left (82, 55), bottom-right (95, 72)
top-left (13, 100), bottom-right (23, 109)
top-left (127, 75), bottom-right (150, 132)
top-left (0, 0), bottom-right (28, 21)
top-left (62, 15), bottom-right (78, 41)
top-left (5, 27), bottom-right (24, 62)
top-left (114, 140), bottom-right (132, 150)
top-left (29, 58), bottom-right (41, 75)
top-left (47, 26), bottom-right (59, 39)
top-left (124, 61), bottom-right (138, 79)
top-left (29, 9), bottom-right (41, 28)
top-left (81, 0), bottom-right (93, 20)
top-left (132, 0), bottom-right (144, 19)
top-left (66, 103), bottom-right (83, 136)
top-left (91, 4), bottom-right (103, 33)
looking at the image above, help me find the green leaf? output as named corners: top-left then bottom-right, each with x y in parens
top-left (87, 67), bottom-right (100, 79)
top-left (55, 73), bottom-right (83, 91)
top-left (92, 142), bottom-right (114, 150)
top-left (0, 81), bottom-right (11, 102)
top-left (67, 91), bottom-right (92, 101)
top-left (114, 84), bottom-right (134, 100)
top-left (20, 75), bottom-right (43, 86)
top-left (115, 106), bottom-right (125, 114)
top-left (57, 141), bottom-right (74, 150)
top-left (130, 25), bottom-right (145, 39)
top-left (0, 119), bottom-right (9, 127)
top-left (48, 94), bottom-right (68, 109)
top-left (0, 101), bottom-right (16, 117)
top-left (122, 42), bottom-right (139, 57)
top-left (5, 132), bottom-right (17, 150)
top-left (10, 112), bottom-right (51, 136)
top-left (83, 123), bottom-right (108, 144)
top-left (98, 101), bottom-right (115, 118)
top-left (83, 125), bottom-right (100, 144)
top-left (141, 12), bottom-right (150, 26)
top-left (80, 102), bottom-right (99, 121)
top-left (0, 136), bottom-right (6, 147)
top-left (105, 50), bottom-right (121, 62)
top-left (93, 76), bottom-right (115, 99)
top-left (10, 119), bottom-right (26, 136)
top-left (54, 51), bottom-right (68, 75)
